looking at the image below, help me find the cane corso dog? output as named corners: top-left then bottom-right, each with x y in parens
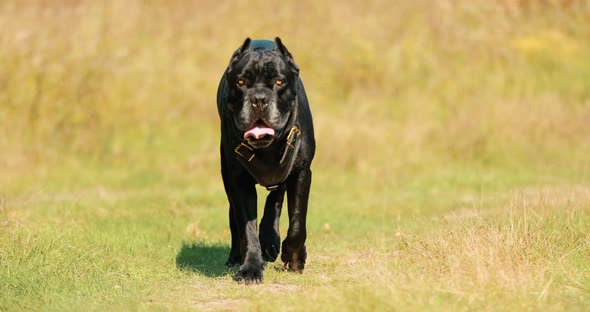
top-left (216, 37), bottom-right (315, 283)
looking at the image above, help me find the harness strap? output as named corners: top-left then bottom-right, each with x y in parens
top-left (234, 125), bottom-right (302, 191)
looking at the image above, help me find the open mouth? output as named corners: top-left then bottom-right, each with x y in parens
top-left (244, 120), bottom-right (275, 140)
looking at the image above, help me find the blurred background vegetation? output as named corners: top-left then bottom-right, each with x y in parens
top-left (1, 0), bottom-right (589, 190)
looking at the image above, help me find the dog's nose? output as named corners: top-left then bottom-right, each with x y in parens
top-left (251, 92), bottom-right (268, 111)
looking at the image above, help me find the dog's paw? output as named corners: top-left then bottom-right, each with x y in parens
top-left (261, 242), bottom-right (280, 262)
top-left (283, 259), bottom-right (305, 273)
top-left (260, 231), bottom-right (280, 262)
top-left (281, 244), bottom-right (306, 273)
top-left (233, 263), bottom-right (263, 284)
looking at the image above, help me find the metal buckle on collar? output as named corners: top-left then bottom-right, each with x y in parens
top-left (287, 126), bottom-right (301, 142)
top-left (286, 126), bottom-right (301, 149)
top-left (234, 142), bottom-right (255, 162)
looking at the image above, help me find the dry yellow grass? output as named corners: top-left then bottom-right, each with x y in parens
top-left (1, 0), bottom-right (589, 172)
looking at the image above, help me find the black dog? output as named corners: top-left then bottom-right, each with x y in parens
top-left (216, 37), bottom-right (315, 283)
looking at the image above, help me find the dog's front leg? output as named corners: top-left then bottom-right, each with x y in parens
top-left (228, 174), bottom-right (264, 284)
top-left (281, 168), bottom-right (312, 272)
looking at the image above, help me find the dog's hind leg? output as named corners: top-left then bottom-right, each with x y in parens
top-left (222, 155), bottom-right (241, 267)
top-left (225, 206), bottom-right (241, 266)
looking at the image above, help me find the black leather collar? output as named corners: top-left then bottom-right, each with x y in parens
top-left (234, 124), bottom-right (302, 191)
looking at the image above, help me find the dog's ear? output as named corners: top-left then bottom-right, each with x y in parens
top-left (227, 37), bottom-right (251, 73)
top-left (237, 37), bottom-right (252, 55)
top-left (275, 37), bottom-right (300, 74)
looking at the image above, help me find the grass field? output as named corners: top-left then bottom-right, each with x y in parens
top-left (1, 0), bottom-right (589, 310)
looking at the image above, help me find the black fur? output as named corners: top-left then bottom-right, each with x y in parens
top-left (216, 37), bottom-right (315, 284)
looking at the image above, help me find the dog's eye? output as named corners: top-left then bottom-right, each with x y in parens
top-left (275, 79), bottom-right (284, 86)
top-left (237, 79), bottom-right (246, 87)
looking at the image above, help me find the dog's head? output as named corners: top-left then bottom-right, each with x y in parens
top-left (225, 37), bottom-right (300, 149)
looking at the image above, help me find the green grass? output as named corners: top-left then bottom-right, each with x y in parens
top-left (1, 0), bottom-right (590, 310)
top-left (2, 163), bottom-right (588, 311)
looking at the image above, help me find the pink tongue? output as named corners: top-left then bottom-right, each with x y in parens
top-left (244, 126), bottom-right (275, 139)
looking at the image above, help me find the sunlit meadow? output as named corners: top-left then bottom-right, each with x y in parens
top-left (1, 0), bottom-right (589, 310)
